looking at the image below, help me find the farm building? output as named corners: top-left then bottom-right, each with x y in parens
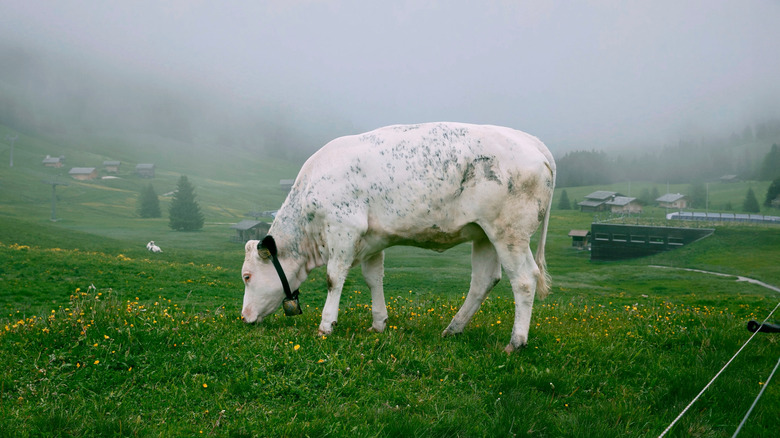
top-left (578, 191), bottom-right (624, 212)
top-left (103, 160), bottom-right (121, 173)
top-left (42, 155), bottom-right (64, 168)
top-left (590, 223), bottom-right (714, 261)
top-left (231, 220), bottom-right (271, 243)
top-left (568, 229), bottom-right (590, 249)
top-left (605, 196), bottom-right (642, 214)
top-left (280, 179), bottom-right (295, 192)
top-left (279, 179), bottom-right (295, 192)
top-left (68, 167), bottom-right (98, 180)
top-left (136, 163), bottom-right (155, 178)
top-left (656, 193), bottom-right (687, 209)
top-left (719, 174), bottom-right (740, 183)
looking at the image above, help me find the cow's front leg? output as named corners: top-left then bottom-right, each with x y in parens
top-left (318, 259), bottom-right (349, 336)
top-left (362, 251), bottom-right (387, 332)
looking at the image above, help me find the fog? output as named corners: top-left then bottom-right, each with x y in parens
top-left (1, 1), bottom-right (779, 156)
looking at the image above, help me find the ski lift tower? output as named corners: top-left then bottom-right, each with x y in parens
top-left (42, 180), bottom-right (68, 221)
top-left (5, 135), bottom-right (17, 167)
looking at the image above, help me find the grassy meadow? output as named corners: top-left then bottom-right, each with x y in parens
top-left (1, 126), bottom-right (779, 436)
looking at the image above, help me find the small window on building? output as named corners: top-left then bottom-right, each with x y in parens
top-left (595, 233), bottom-right (610, 241)
top-left (630, 235), bottom-right (646, 243)
top-left (613, 234), bottom-right (627, 242)
top-left (649, 236), bottom-right (665, 244)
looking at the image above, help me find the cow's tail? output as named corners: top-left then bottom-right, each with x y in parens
top-left (535, 162), bottom-right (555, 300)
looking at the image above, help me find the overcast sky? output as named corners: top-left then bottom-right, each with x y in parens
top-left (1, 0), bottom-right (779, 153)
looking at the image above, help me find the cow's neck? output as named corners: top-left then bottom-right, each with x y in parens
top-left (267, 212), bottom-right (325, 288)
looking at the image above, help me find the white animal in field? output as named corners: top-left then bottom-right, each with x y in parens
top-left (241, 122), bottom-right (555, 353)
top-left (147, 241), bottom-right (162, 253)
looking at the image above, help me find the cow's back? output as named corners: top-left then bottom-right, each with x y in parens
top-left (284, 122), bottom-right (554, 252)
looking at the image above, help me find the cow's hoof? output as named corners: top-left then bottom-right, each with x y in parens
top-left (441, 328), bottom-right (459, 338)
top-left (317, 327), bottom-right (333, 336)
top-left (368, 318), bottom-right (387, 333)
top-left (504, 339), bottom-right (527, 354)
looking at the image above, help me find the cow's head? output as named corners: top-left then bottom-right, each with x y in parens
top-left (241, 236), bottom-right (290, 323)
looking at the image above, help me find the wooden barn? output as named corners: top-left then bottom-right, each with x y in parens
top-left (280, 179), bottom-right (295, 192)
top-left (568, 229), bottom-right (591, 249)
top-left (42, 155), bottom-right (64, 168)
top-left (231, 220), bottom-right (271, 243)
top-left (136, 163), bottom-right (155, 178)
top-left (605, 196), bottom-right (642, 214)
top-left (103, 160), bottom-right (121, 173)
top-left (68, 167), bottom-right (98, 180)
top-left (578, 191), bottom-right (623, 212)
top-left (656, 193), bottom-right (687, 209)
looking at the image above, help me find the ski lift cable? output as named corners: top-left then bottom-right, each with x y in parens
top-left (731, 352), bottom-right (780, 437)
top-left (658, 299), bottom-right (780, 438)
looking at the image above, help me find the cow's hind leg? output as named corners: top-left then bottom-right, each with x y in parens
top-left (493, 243), bottom-right (539, 353)
top-left (443, 237), bottom-right (501, 337)
top-left (362, 251), bottom-right (388, 332)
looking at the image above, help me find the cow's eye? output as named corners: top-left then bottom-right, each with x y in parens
top-left (243, 273), bottom-right (251, 282)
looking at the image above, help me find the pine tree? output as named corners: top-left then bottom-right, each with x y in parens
top-left (138, 184), bottom-right (162, 218)
top-left (651, 186), bottom-right (660, 203)
top-left (743, 188), bottom-right (760, 213)
top-left (168, 175), bottom-right (204, 231)
top-left (765, 177), bottom-right (780, 207)
top-left (688, 182), bottom-right (707, 209)
top-left (758, 144), bottom-right (780, 181)
top-left (557, 189), bottom-right (571, 210)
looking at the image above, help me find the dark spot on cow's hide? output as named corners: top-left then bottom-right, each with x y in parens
top-left (538, 207), bottom-right (547, 223)
top-left (521, 177), bottom-right (538, 194)
top-left (306, 212), bottom-right (316, 223)
top-left (460, 162), bottom-right (477, 187)
top-left (478, 156), bottom-right (501, 185)
top-left (460, 156), bottom-right (501, 190)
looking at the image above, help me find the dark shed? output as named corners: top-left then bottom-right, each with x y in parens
top-left (231, 220), bottom-right (270, 243)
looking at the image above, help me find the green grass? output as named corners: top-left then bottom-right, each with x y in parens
top-left (2, 213), bottom-right (779, 437)
top-left (1, 124), bottom-right (779, 436)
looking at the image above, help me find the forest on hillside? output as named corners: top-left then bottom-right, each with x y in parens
top-left (556, 119), bottom-right (780, 187)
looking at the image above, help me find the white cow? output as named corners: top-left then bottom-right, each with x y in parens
top-left (147, 241), bottom-right (162, 253)
top-left (241, 122), bottom-right (555, 352)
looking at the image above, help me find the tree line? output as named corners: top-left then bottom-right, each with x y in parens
top-left (556, 122), bottom-right (780, 188)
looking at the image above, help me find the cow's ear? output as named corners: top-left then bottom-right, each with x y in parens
top-left (257, 235), bottom-right (276, 260)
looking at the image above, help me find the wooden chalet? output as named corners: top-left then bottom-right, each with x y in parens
top-left (568, 229), bottom-right (591, 249)
top-left (103, 160), bottom-right (121, 173)
top-left (578, 191), bottom-right (623, 212)
top-left (231, 220), bottom-right (271, 243)
top-left (68, 167), bottom-right (98, 181)
top-left (605, 196), bottom-right (642, 214)
top-left (42, 155), bottom-right (64, 168)
top-left (280, 179), bottom-right (295, 192)
top-left (136, 163), bottom-right (155, 178)
top-left (656, 193), bottom-right (687, 209)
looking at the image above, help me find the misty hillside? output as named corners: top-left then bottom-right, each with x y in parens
top-left (554, 123), bottom-right (780, 187)
top-left (0, 121), bottom-right (301, 227)
top-left (0, 42), bottom-right (354, 163)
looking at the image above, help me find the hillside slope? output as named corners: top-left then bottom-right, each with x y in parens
top-left (0, 124), bottom-right (302, 235)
